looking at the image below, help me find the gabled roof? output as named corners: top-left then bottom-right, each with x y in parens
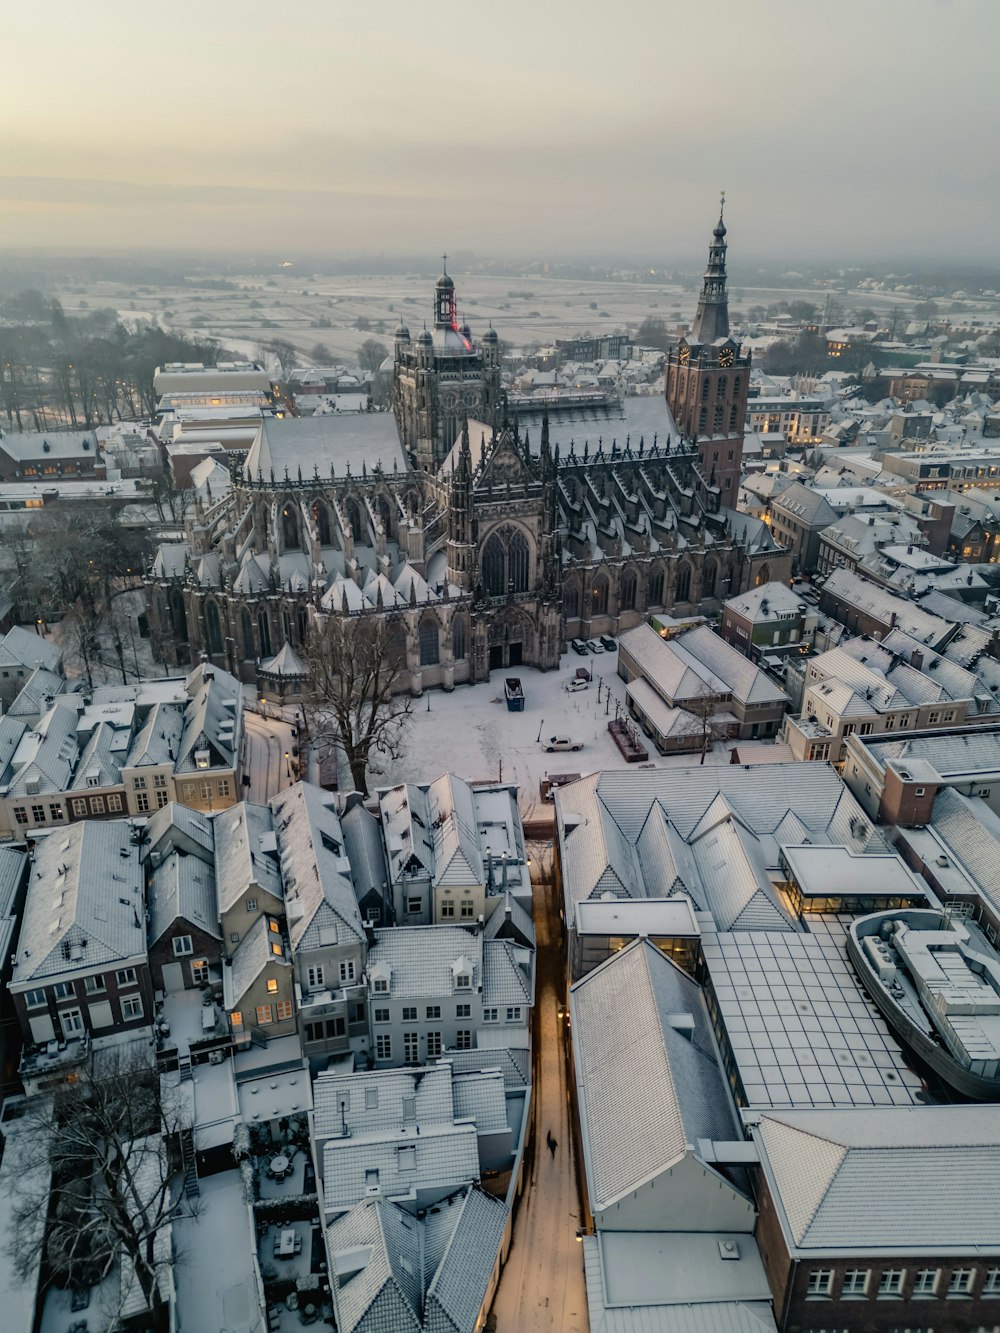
top-left (0, 625), bottom-right (62, 674)
top-left (327, 1200), bottom-right (422, 1333)
top-left (423, 1187), bottom-right (508, 1333)
top-left (68, 721), bottom-right (130, 791)
top-left (124, 702), bottom-right (184, 769)
top-left (11, 821), bottom-right (145, 984)
top-left (770, 480), bottom-right (837, 528)
top-left (482, 939), bottom-right (533, 1009)
top-left (270, 781), bottom-right (365, 949)
top-left (367, 927), bottom-right (482, 999)
top-left (175, 662), bottom-right (242, 774)
top-left (314, 1065), bottom-right (455, 1141)
top-left (6, 666), bottom-right (67, 717)
top-left (147, 848), bottom-right (220, 946)
top-left (227, 912), bottom-right (289, 1003)
top-left (214, 801), bottom-right (281, 915)
top-left (570, 938), bottom-right (742, 1214)
top-left (322, 1121), bottom-right (480, 1216)
top-left (754, 1106), bottom-right (1000, 1252)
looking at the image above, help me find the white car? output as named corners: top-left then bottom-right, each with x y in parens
top-left (565, 677), bottom-right (588, 692)
top-left (586, 639), bottom-right (606, 654)
top-left (541, 736), bottom-right (583, 752)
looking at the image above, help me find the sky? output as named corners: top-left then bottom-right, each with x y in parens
top-left (1, 0), bottom-right (996, 262)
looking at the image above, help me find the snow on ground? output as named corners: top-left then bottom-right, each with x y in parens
top-left (173, 1171), bottom-right (260, 1333)
top-left (374, 651), bottom-right (736, 818)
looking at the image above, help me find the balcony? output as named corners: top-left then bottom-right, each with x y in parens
top-left (20, 1033), bottom-right (91, 1091)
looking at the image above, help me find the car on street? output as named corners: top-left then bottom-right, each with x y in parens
top-left (600, 635), bottom-right (617, 651)
top-left (541, 735), bottom-right (583, 752)
top-left (571, 638), bottom-right (590, 656)
top-left (586, 639), bottom-right (605, 654)
top-left (565, 677), bottom-right (588, 692)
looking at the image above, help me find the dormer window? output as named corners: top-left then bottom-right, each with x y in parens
top-left (373, 978), bottom-right (388, 994)
top-left (455, 971), bottom-right (470, 990)
top-left (194, 750), bottom-right (210, 770)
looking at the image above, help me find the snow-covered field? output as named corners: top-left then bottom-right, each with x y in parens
top-left (374, 650), bottom-right (734, 817)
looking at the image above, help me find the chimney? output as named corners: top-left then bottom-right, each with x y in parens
top-left (910, 649), bottom-right (924, 671)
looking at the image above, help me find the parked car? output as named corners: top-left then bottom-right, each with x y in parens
top-left (586, 639), bottom-right (605, 654)
top-left (571, 638), bottom-right (590, 656)
top-left (565, 677), bottom-right (588, 692)
top-left (541, 736), bottom-right (583, 752)
top-left (600, 635), bottom-right (617, 651)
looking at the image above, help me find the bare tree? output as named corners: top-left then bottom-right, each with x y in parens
top-left (301, 611), bottom-right (412, 793)
top-left (357, 338), bottom-right (389, 375)
top-left (685, 683), bottom-right (728, 765)
top-left (6, 1050), bottom-right (186, 1314)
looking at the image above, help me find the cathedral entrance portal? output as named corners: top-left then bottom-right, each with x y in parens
top-left (489, 644), bottom-right (503, 671)
top-left (509, 641), bottom-right (523, 667)
top-left (488, 608), bottom-right (532, 673)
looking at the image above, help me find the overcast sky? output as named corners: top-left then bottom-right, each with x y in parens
top-left (1, 0), bottom-right (995, 262)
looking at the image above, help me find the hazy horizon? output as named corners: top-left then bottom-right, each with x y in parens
top-left (3, 0), bottom-right (997, 262)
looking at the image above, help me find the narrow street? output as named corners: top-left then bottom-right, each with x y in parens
top-left (491, 871), bottom-right (588, 1333)
top-left (242, 709), bottom-right (298, 805)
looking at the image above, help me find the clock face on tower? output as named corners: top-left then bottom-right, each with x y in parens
top-left (678, 344), bottom-right (690, 365)
top-left (719, 345), bottom-right (735, 368)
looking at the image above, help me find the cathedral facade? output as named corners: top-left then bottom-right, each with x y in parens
top-left (144, 211), bottom-right (788, 695)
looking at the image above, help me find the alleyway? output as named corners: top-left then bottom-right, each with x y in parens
top-left (491, 871), bottom-right (588, 1333)
top-left (242, 709), bottom-right (298, 805)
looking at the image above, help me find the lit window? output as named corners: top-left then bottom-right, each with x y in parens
top-left (230, 1010), bottom-right (243, 1029)
top-left (255, 1004), bottom-right (273, 1025)
top-left (266, 978), bottom-right (278, 994)
top-left (276, 1000), bottom-right (293, 1021)
top-left (268, 917), bottom-right (279, 932)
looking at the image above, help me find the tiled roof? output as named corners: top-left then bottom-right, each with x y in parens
top-left (424, 1187), bottom-right (508, 1333)
top-left (7, 666), bottom-right (67, 717)
top-left (440, 1046), bottom-right (530, 1091)
top-left (481, 939), bottom-right (533, 1008)
top-left (271, 782), bottom-right (364, 949)
top-left (928, 786), bottom-right (1000, 911)
top-left (227, 913), bottom-right (289, 1002)
top-left (754, 1106), bottom-right (1000, 1251)
top-left (68, 721), bottom-right (130, 791)
top-left (368, 926), bottom-right (482, 1000)
top-left (125, 702), bottom-right (183, 768)
top-left (313, 1065), bottom-right (455, 1141)
top-left (725, 581), bottom-right (805, 622)
top-left (770, 481), bottom-right (837, 527)
top-left (213, 801), bottom-right (281, 914)
top-left (175, 662), bottom-right (242, 774)
top-left (147, 848), bottom-right (220, 946)
top-left (0, 625), bottom-right (62, 674)
top-left (570, 938), bottom-right (742, 1214)
top-left (557, 764), bottom-right (882, 931)
top-left (483, 891), bottom-right (535, 947)
top-left (11, 820), bottom-right (145, 984)
top-left (863, 729), bottom-right (1000, 781)
top-left (451, 1070), bottom-right (509, 1135)
top-left (327, 1201), bottom-right (422, 1333)
top-left (322, 1121), bottom-right (480, 1215)
top-left (820, 567), bottom-right (956, 646)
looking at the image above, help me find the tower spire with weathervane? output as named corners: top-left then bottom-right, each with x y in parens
top-left (691, 192), bottom-right (730, 344)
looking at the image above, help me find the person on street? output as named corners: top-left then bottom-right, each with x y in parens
top-left (546, 1130), bottom-right (557, 1157)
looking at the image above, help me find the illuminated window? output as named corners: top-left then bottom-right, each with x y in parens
top-left (266, 978), bottom-right (278, 994)
top-left (255, 1004), bottom-right (273, 1025)
top-left (276, 1000), bottom-right (293, 1021)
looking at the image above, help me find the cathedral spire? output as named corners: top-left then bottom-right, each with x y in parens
top-left (690, 192), bottom-right (730, 344)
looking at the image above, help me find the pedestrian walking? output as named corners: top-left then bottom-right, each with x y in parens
top-left (547, 1130), bottom-right (557, 1157)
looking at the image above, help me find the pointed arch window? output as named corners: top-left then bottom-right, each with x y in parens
top-left (296, 605), bottom-right (309, 644)
top-left (482, 525), bottom-right (530, 597)
top-left (676, 564), bottom-right (691, 602)
top-left (647, 569), bottom-right (665, 607)
top-left (703, 563), bottom-right (717, 597)
top-left (311, 500), bottom-right (333, 547)
top-left (205, 601), bottom-right (223, 655)
top-left (756, 563), bottom-right (771, 588)
top-left (257, 610), bottom-right (272, 658)
top-left (419, 619), bottom-right (440, 666)
top-left (452, 616), bottom-right (467, 661)
top-left (619, 568), bottom-right (637, 612)
top-left (240, 608), bottom-right (255, 660)
top-left (344, 496), bottom-right (364, 541)
top-left (281, 503), bottom-right (299, 552)
top-left (563, 583), bottom-right (580, 619)
top-left (591, 574), bottom-right (609, 617)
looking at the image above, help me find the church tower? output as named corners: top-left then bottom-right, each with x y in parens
top-left (665, 197), bottom-right (751, 511)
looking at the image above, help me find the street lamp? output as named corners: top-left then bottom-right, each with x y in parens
top-left (284, 751), bottom-right (291, 779)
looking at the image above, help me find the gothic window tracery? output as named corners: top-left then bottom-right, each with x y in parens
top-left (676, 564), bottom-right (691, 602)
top-left (591, 573), bottom-right (609, 616)
top-left (241, 608), bottom-right (254, 660)
top-left (205, 601), bottom-right (223, 655)
top-left (619, 568), bottom-right (637, 612)
top-left (452, 616), bottom-right (467, 661)
top-left (647, 568), bottom-right (665, 607)
top-left (563, 582), bottom-right (580, 619)
top-left (281, 503), bottom-right (300, 552)
top-left (419, 618), bottom-right (440, 666)
top-left (257, 610), bottom-right (272, 658)
top-left (481, 525), bottom-right (530, 597)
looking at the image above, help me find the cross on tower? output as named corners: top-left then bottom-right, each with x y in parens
top-left (441, 253), bottom-right (448, 275)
